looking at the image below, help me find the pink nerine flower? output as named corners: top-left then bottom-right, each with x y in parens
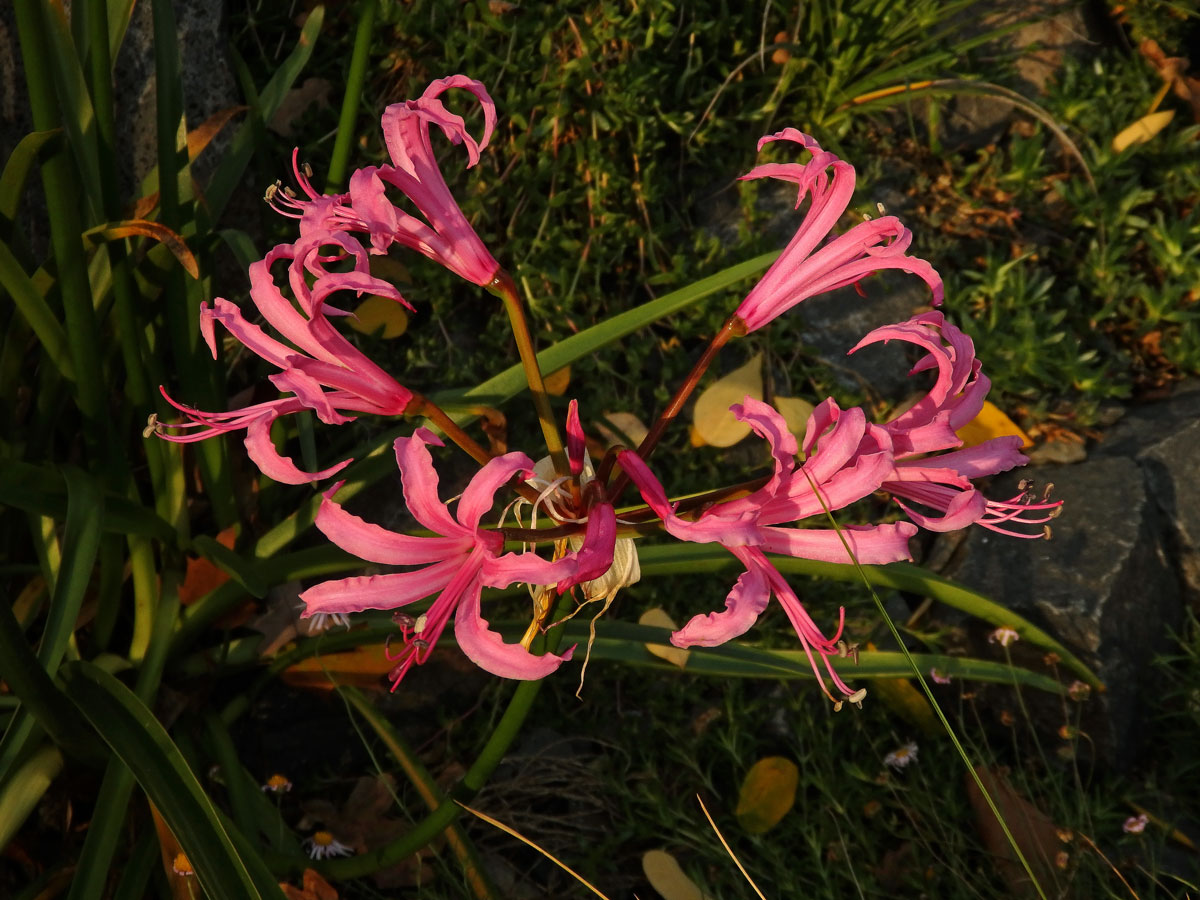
top-left (300, 428), bottom-right (616, 686)
top-left (733, 129), bottom-right (943, 333)
top-left (268, 76), bottom-right (501, 286)
top-left (618, 397), bottom-right (916, 701)
top-left (854, 312), bottom-right (1061, 536)
top-left (157, 231), bottom-right (415, 483)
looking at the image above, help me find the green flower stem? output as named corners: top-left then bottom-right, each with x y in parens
top-left (604, 315), bottom-right (740, 499)
top-left (409, 392), bottom-right (494, 466)
top-left (325, 0), bottom-right (377, 191)
top-left (492, 270), bottom-right (570, 479)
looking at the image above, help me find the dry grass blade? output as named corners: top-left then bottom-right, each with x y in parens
top-left (696, 794), bottom-right (767, 900)
top-left (1077, 831), bottom-right (1141, 900)
top-left (455, 801), bottom-right (612, 900)
top-left (847, 79), bottom-right (1095, 192)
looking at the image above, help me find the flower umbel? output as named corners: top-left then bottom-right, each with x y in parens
top-left (300, 428), bottom-right (615, 687)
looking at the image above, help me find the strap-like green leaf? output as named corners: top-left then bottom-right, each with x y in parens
top-left (556, 620), bottom-right (1064, 692)
top-left (59, 661), bottom-right (279, 900)
top-left (634, 542), bottom-right (1101, 689)
top-left (0, 460), bottom-right (176, 544)
top-left (0, 130), bottom-right (62, 225)
top-left (444, 250), bottom-right (780, 408)
top-left (0, 240), bottom-right (74, 381)
top-left (39, 467), bottom-right (103, 674)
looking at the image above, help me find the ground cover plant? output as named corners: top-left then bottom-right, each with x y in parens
top-left (2, 1), bottom-right (1200, 899)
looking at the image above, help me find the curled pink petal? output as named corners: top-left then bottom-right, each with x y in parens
top-left (243, 414), bottom-right (350, 485)
top-left (454, 580), bottom-right (573, 680)
top-left (670, 562), bottom-right (770, 648)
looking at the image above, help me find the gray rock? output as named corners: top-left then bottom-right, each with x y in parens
top-left (788, 271), bottom-right (939, 404)
top-left (943, 456), bottom-right (1182, 765)
top-left (113, 0), bottom-right (240, 195)
top-left (1095, 380), bottom-right (1200, 602)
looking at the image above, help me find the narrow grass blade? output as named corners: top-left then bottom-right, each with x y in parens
top-left (842, 79), bottom-right (1095, 191)
top-left (59, 661), bottom-right (279, 900)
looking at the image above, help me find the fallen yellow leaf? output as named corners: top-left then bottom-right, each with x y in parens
top-left (642, 849), bottom-right (710, 900)
top-left (954, 400), bottom-right (1032, 449)
top-left (543, 366), bottom-right (571, 395)
top-left (594, 411), bottom-right (649, 449)
top-left (691, 353), bottom-right (763, 447)
top-left (1112, 109), bottom-right (1175, 152)
top-left (773, 395), bottom-right (815, 438)
top-left (735, 756), bottom-right (799, 834)
top-left (349, 296), bottom-right (409, 339)
top-left (282, 646), bottom-right (392, 690)
top-left (638, 608), bottom-right (689, 668)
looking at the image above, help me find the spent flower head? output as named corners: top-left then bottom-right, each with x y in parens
top-left (1123, 814), bottom-right (1149, 834)
top-left (989, 626), bottom-right (1021, 647)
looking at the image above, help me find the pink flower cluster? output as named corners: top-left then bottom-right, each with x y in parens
top-left (156, 77), bottom-right (1060, 702)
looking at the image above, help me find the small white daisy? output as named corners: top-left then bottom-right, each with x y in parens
top-left (883, 741), bottom-right (919, 771)
top-left (305, 830), bottom-right (353, 859)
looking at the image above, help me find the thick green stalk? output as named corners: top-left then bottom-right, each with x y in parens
top-left (325, 0), bottom-right (377, 190)
top-left (492, 271), bottom-right (569, 477)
